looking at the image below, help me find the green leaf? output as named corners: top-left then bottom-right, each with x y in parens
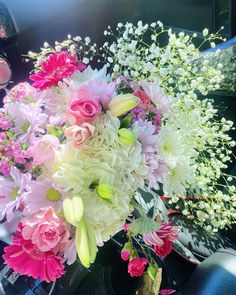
top-left (46, 125), bottom-right (56, 136)
top-left (129, 217), bottom-right (160, 235)
top-left (147, 263), bottom-right (159, 281)
top-left (120, 113), bottom-right (132, 128)
top-left (6, 131), bottom-right (15, 140)
top-left (21, 143), bottom-right (28, 150)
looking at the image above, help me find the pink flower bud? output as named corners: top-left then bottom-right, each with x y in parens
top-left (121, 250), bottom-right (130, 261)
top-left (121, 241), bottom-right (132, 261)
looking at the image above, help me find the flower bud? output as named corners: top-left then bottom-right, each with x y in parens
top-left (63, 197), bottom-right (83, 226)
top-left (96, 183), bottom-right (115, 200)
top-left (76, 217), bottom-right (97, 268)
top-left (118, 128), bottom-right (137, 144)
top-left (108, 94), bottom-right (140, 117)
top-left (121, 242), bottom-right (132, 261)
top-left (121, 249), bottom-right (130, 261)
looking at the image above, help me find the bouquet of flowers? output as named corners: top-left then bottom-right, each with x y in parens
top-left (0, 20), bottom-right (235, 292)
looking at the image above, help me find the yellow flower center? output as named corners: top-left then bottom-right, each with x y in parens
top-left (11, 187), bottom-right (19, 200)
top-left (46, 188), bottom-right (61, 201)
top-left (22, 121), bottom-right (30, 133)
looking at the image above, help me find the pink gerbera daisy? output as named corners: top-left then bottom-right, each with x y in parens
top-left (3, 225), bottom-right (65, 283)
top-left (30, 51), bottom-right (86, 90)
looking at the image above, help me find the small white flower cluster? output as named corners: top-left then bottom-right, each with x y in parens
top-left (170, 94), bottom-right (236, 230)
top-left (101, 22), bottom-right (225, 95)
top-left (100, 21), bottom-right (235, 231)
top-left (27, 35), bottom-right (99, 69)
top-left (206, 45), bottom-right (236, 93)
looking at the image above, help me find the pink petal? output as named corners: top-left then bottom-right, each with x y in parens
top-left (159, 289), bottom-right (176, 294)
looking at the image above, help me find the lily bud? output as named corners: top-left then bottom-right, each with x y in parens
top-left (96, 183), bottom-right (115, 200)
top-left (118, 128), bottom-right (137, 144)
top-left (63, 197), bottom-right (83, 226)
top-left (108, 94), bottom-right (140, 117)
top-left (76, 218), bottom-right (97, 268)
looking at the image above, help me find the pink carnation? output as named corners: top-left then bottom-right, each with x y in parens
top-left (28, 134), bottom-right (60, 166)
top-left (3, 226), bottom-right (65, 282)
top-left (65, 123), bottom-right (95, 148)
top-left (0, 113), bottom-right (13, 130)
top-left (66, 89), bottom-right (101, 125)
top-left (21, 207), bottom-right (70, 253)
top-left (128, 257), bottom-right (148, 277)
top-left (133, 89), bottom-right (152, 110)
top-left (30, 51), bottom-right (86, 90)
top-left (3, 82), bottom-right (35, 104)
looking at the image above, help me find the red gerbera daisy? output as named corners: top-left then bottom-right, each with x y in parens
top-left (3, 229), bottom-right (65, 283)
top-left (30, 51), bottom-right (86, 90)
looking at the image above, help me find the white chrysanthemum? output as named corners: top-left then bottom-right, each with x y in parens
top-left (163, 161), bottom-right (194, 196)
top-left (64, 65), bottom-right (110, 89)
top-left (58, 65), bottom-right (112, 109)
top-left (51, 112), bottom-right (148, 245)
top-left (157, 123), bottom-right (196, 167)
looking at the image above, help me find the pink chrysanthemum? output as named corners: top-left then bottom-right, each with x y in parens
top-left (30, 51), bottom-right (86, 90)
top-left (0, 167), bottom-right (32, 222)
top-left (24, 179), bottom-right (65, 213)
top-left (132, 119), bottom-right (169, 188)
top-left (3, 228), bottom-right (65, 282)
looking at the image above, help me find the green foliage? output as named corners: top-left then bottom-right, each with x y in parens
top-left (129, 217), bottom-right (160, 235)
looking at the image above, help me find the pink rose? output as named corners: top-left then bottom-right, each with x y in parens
top-left (154, 237), bottom-right (173, 258)
top-left (79, 80), bottom-right (116, 109)
top-left (66, 89), bottom-right (101, 125)
top-left (121, 250), bottom-right (130, 261)
top-left (21, 207), bottom-right (70, 253)
top-left (28, 134), bottom-right (60, 166)
top-left (64, 123), bottom-right (95, 148)
top-left (128, 257), bottom-right (148, 277)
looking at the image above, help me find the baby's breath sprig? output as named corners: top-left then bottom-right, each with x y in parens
top-left (100, 20), bottom-right (235, 231)
top-left (25, 35), bottom-right (101, 72)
